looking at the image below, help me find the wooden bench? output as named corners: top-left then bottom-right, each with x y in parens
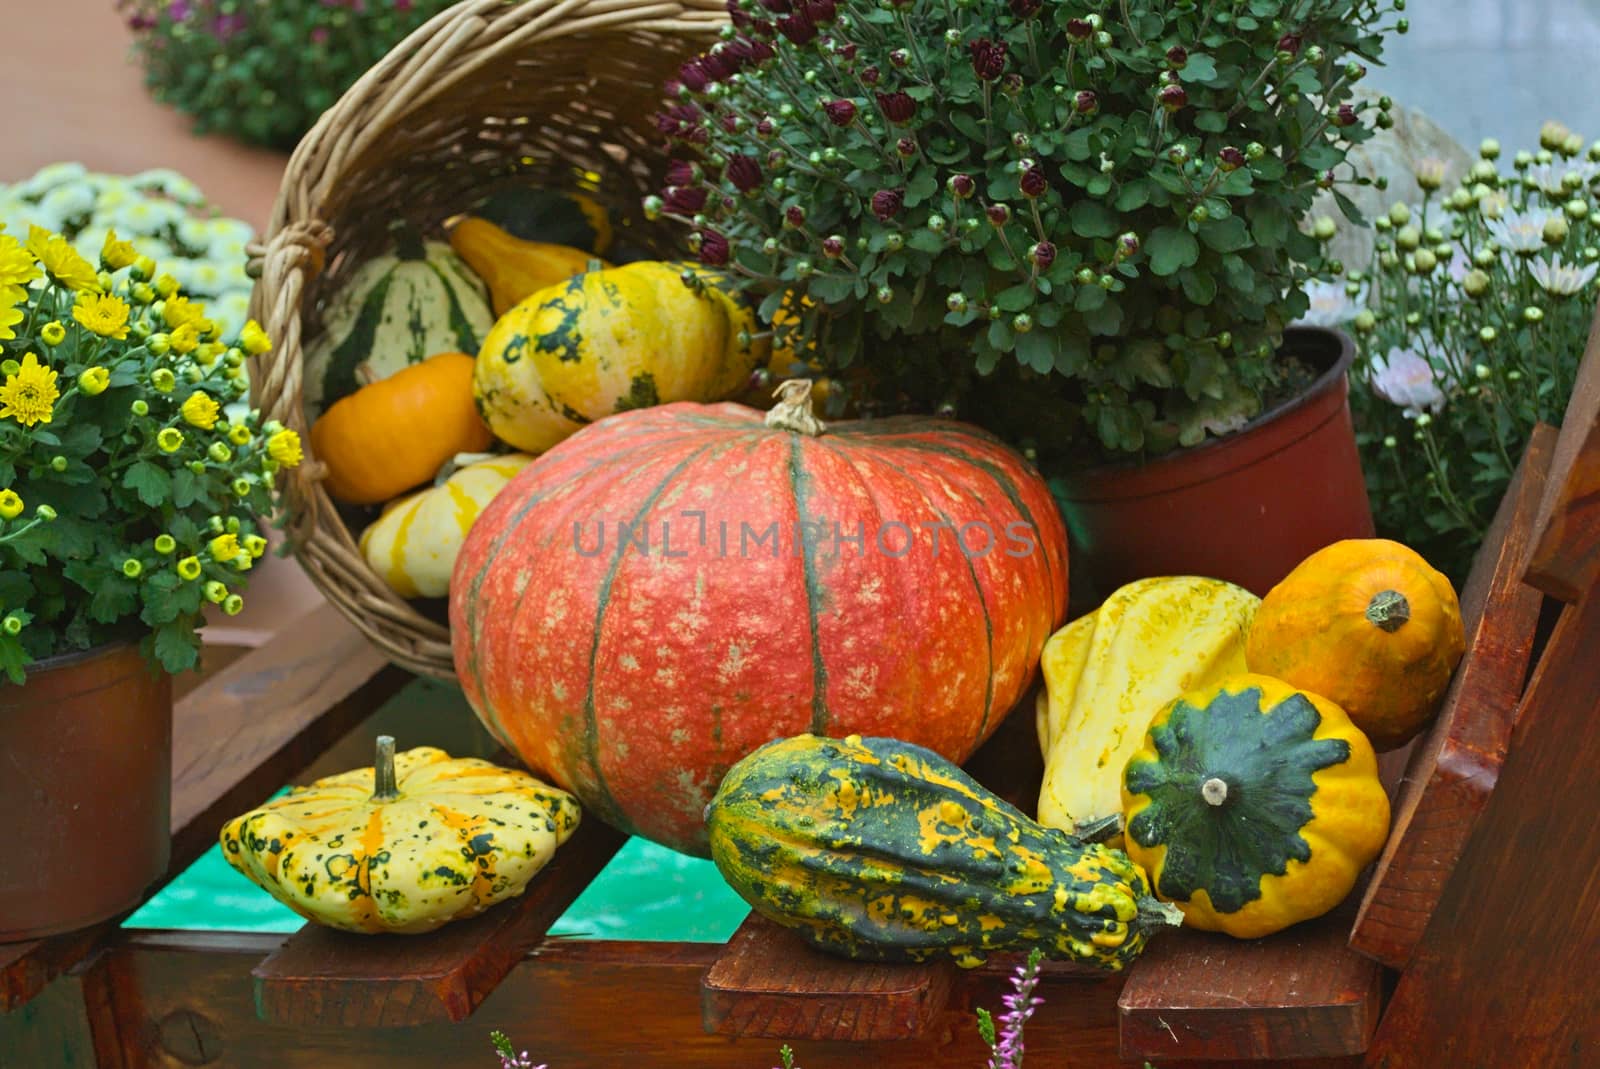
top-left (4, 302), bottom-right (1599, 1068)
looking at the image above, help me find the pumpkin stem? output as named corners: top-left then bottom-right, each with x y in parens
top-left (765, 379), bottom-right (827, 437)
top-left (1072, 813), bottom-right (1124, 844)
top-left (1201, 777), bottom-right (1229, 807)
top-left (353, 362), bottom-right (380, 388)
top-left (1136, 897), bottom-right (1186, 931)
top-left (1366, 589), bottom-right (1411, 633)
top-left (372, 735), bottom-right (400, 802)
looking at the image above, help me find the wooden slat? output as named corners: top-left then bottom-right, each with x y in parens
top-left (0, 925), bottom-right (111, 1016)
top-left (702, 913), bottom-right (957, 1041)
top-left (1527, 297), bottom-right (1600, 603)
top-left (1349, 423), bottom-right (1554, 969)
top-left (251, 819), bottom-right (627, 1027)
top-left (169, 601), bottom-right (408, 872)
top-left (1368, 591), bottom-right (1600, 1067)
top-left (1117, 906), bottom-right (1382, 1062)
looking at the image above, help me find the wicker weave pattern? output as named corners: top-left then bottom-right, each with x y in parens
top-left (250, 0), bottom-right (725, 679)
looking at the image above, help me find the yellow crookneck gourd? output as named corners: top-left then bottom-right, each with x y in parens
top-left (219, 737), bottom-right (579, 934)
top-left (448, 216), bottom-right (605, 317)
top-left (1036, 576), bottom-right (1260, 839)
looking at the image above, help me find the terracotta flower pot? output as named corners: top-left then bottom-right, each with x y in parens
top-left (1051, 326), bottom-right (1374, 613)
top-left (0, 642), bottom-right (172, 942)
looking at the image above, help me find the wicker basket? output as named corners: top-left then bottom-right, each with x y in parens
top-left (249, 0), bottom-right (726, 680)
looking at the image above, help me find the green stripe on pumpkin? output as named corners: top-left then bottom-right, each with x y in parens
top-left (786, 434), bottom-right (831, 735)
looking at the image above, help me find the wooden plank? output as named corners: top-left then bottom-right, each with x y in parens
top-left (702, 913), bottom-right (957, 1042)
top-left (1367, 591), bottom-right (1600, 1068)
top-left (104, 929), bottom-right (1356, 1068)
top-left (0, 955), bottom-right (102, 1069)
top-left (251, 818), bottom-right (628, 1027)
top-left (0, 925), bottom-right (109, 1015)
top-left (1526, 297), bottom-right (1600, 603)
top-left (1117, 905), bottom-right (1382, 1062)
top-left (169, 602), bottom-right (409, 873)
top-left (1349, 423), bottom-right (1554, 969)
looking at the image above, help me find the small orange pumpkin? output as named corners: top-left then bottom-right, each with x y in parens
top-left (310, 352), bottom-right (493, 505)
top-left (1245, 538), bottom-right (1465, 750)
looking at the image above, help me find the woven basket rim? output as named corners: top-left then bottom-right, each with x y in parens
top-left (250, 0), bottom-right (726, 680)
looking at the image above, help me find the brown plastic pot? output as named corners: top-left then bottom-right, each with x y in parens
top-left (1052, 326), bottom-right (1375, 612)
top-left (0, 642), bottom-right (172, 942)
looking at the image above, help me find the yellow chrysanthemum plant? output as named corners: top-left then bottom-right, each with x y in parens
top-left (0, 222), bottom-right (301, 683)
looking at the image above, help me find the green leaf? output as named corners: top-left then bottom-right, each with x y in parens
top-left (1114, 181), bottom-right (1152, 211)
top-left (1199, 216), bottom-right (1251, 253)
top-left (1181, 268), bottom-right (1218, 305)
top-left (1146, 227), bottom-right (1200, 276)
top-left (906, 228), bottom-right (946, 254)
top-left (1194, 110), bottom-right (1228, 133)
top-left (122, 460), bottom-right (171, 508)
top-left (151, 621), bottom-right (200, 675)
top-left (995, 285), bottom-right (1035, 312)
top-left (807, 275), bottom-right (854, 304)
top-left (1179, 54), bottom-right (1219, 82)
top-left (1250, 202), bottom-right (1290, 248)
top-left (1014, 330), bottom-right (1056, 373)
top-left (1068, 200), bottom-right (1118, 238)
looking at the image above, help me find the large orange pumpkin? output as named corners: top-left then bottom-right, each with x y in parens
top-left (450, 382), bottom-right (1069, 855)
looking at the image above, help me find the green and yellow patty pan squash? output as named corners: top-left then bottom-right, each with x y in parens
top-left (1036, 576), bottom-right (1259, 839)
top-left (707, 734), bottom-right (1181, 970)
top-left (220, 737), bottom-right (579, 934)
top-left (1122, 674), bottom-right (1390, 939)
top-left (473, 262), bottom-right (766, 453)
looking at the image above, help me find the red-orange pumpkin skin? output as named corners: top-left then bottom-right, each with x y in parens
top-left (450, 400), bottom-right (1069, 856)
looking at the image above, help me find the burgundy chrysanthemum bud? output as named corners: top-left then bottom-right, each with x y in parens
top-left (726, 154), bottom-right (763, 193)
top-left (785, 204), bottom-right (807, 229)
top-left (860, 65), bottom-right (881, 86)
top-left (756, 118), bottom-right (778, 139)
top-left (722, 113), bottom-right (741, 133)
top-left (1157, 83), bottom-right (1188, 111)
top-left (876, 91), bottom-right (916, 124)
top-left (823, 98), bottom-right (857, 126)
top-left (664, 159), bottom-right (696, 186)
top-left (1065, 17), bottom-right (1093, 42)
top-left (1166, 45), bottom-right (1188, 69)
top-left (947, 173), bottom-right (975, 199)
top-left (835, 41), bottom-right (856, 62)
top-left (896, 137), bottom-right (918, 158)
top-left (821, 235), bottom-right (845, 258)
top-left (1030, 241), bottom-right (1056, 269)
top-left (1333, 103), bottom-right (1358, 127)
top-left (663, 185), bottom-right (709, 214)
top-left (986, 203), bottom-right (1011, 226)
top-left (1019, 167), bottom-right (1048, 198)
top-left (1008, 0), bottom-right (1041, 17)
top-left (968, 38), bottom-right (1007, 81)
top-left (748, 36), bottom-right (775, 60)
top-left (678, 59), bottom-right (710, 92)
top-left (889, 48), bottom-right (910, 68)
top-left (1276, 31), bottom-right (1301, 55)
top-left (1218, 145), bottom-right (1246, 171)
top-left (871, 188), bottom-right (904, 222)
top-left (766, 148), bottom-right (786, 168)
top-left (1074, 89), bottom-right (1099, 115)
top-left (1117, 231), bottom-right (1140, 257)
top-left (701, 49), bottom-right (738, 82)
top-left (1002, 72), bottom-right (1025, 96)
top-left (804, 0), bottom-right (835, 25)
top-left (776, 11), bottom-right (816, 44)
top-left (697, 229), bottom-right (731, 266)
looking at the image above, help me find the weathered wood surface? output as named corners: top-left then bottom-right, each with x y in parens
top-left (251, 818), bottom-right (627, 1028)
top-left (1349, 424), bottom-right (1554, 969)
top-left (0, 926), bottom-right (111, 1017)
top-left (1527, 298), bottom-right (1600, 603)
top-left (702, 913), bottom-right (959, 1042)
top-left (26, 930), bottom-right (1359, 1069)
top-left (1118, 906), bottom-right (1383, 1062)
top-left (1367, 589), bottom-right (1600, 1068)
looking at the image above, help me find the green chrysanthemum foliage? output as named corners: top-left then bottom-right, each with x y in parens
top-left (120, 0), bottom-right (480, 150)
top-left (653, 0), bottom-right (1403, 462)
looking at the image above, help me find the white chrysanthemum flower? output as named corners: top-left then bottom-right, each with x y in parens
top-left (177, 216), bottom-right (215, 253)
top-left (186, 262), bottom-right (228, 297)
top-left (1487, 209), bottom-right (1553, 255)
top-left (113, 198), bottom-right (185, 237)
top-left (13, 162), bottom-right (88, 200)
top-left (131, 169), bottom-right (205, 205)
top-left (1476, 190), bottom-right (1510, 220)
top-left (1298, 280), bottom-right (1364, 328)
top-left (211, 292), bottom-right (254, 340)
top-left (203, 218), bottom-right (255, 245)
top-left (1530, 255), bottom-right (1600, 296)
top-left (39, 184), bottom-right (96, 227)
top-left (73, 226), bottom-right (113, 264)
top-left (1369, 348), bottom-right (1446, 415)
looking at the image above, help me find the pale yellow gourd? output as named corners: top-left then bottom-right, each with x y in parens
top-left (1036, 576), bottom-right (1260, 837)
top-left (219, 737), bottom-right (579, 934)
top-left (359, 453), bottom-right (534, 598)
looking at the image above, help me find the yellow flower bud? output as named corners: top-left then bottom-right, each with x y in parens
top-left (266, 429), bottom-right (303, 467)
top-left (0, 490), bottom-right (22, 520)
top-left (208, 533), bottom-right (241, 563)
top-left (154, 274), bottom-right (179, 299)
top-left (239, 319), bottom-right (272, 356)
top-left (78, 366), bottom-right (110, 395)
top-left (156, 427), bottom-right (185, 453)
top-left (181, 391), bottom-right (220, 430)
top-left (40, 321), bottom-right (66, 346)
top-left (176, 556), bottom-right (202, 581)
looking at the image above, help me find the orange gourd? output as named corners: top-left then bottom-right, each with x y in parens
top-left (309, 352), bottom-right (493, 505)
top-left (1245, 538), bottom-right (1465, 750)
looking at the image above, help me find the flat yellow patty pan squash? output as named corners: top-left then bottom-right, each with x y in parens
top-left (473, 261), bottom-right (766, 453)
top-left (707, 734), bottom-right (1181, 970)
top-left (1036, 576), bottom-right (1259, 838)
top-left (1121, 674), bottom-right (1390, 939)
top-left (1246, 538), bottom-right (1465, 751)
top-left (220, 737), bottom-right (579, 934)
